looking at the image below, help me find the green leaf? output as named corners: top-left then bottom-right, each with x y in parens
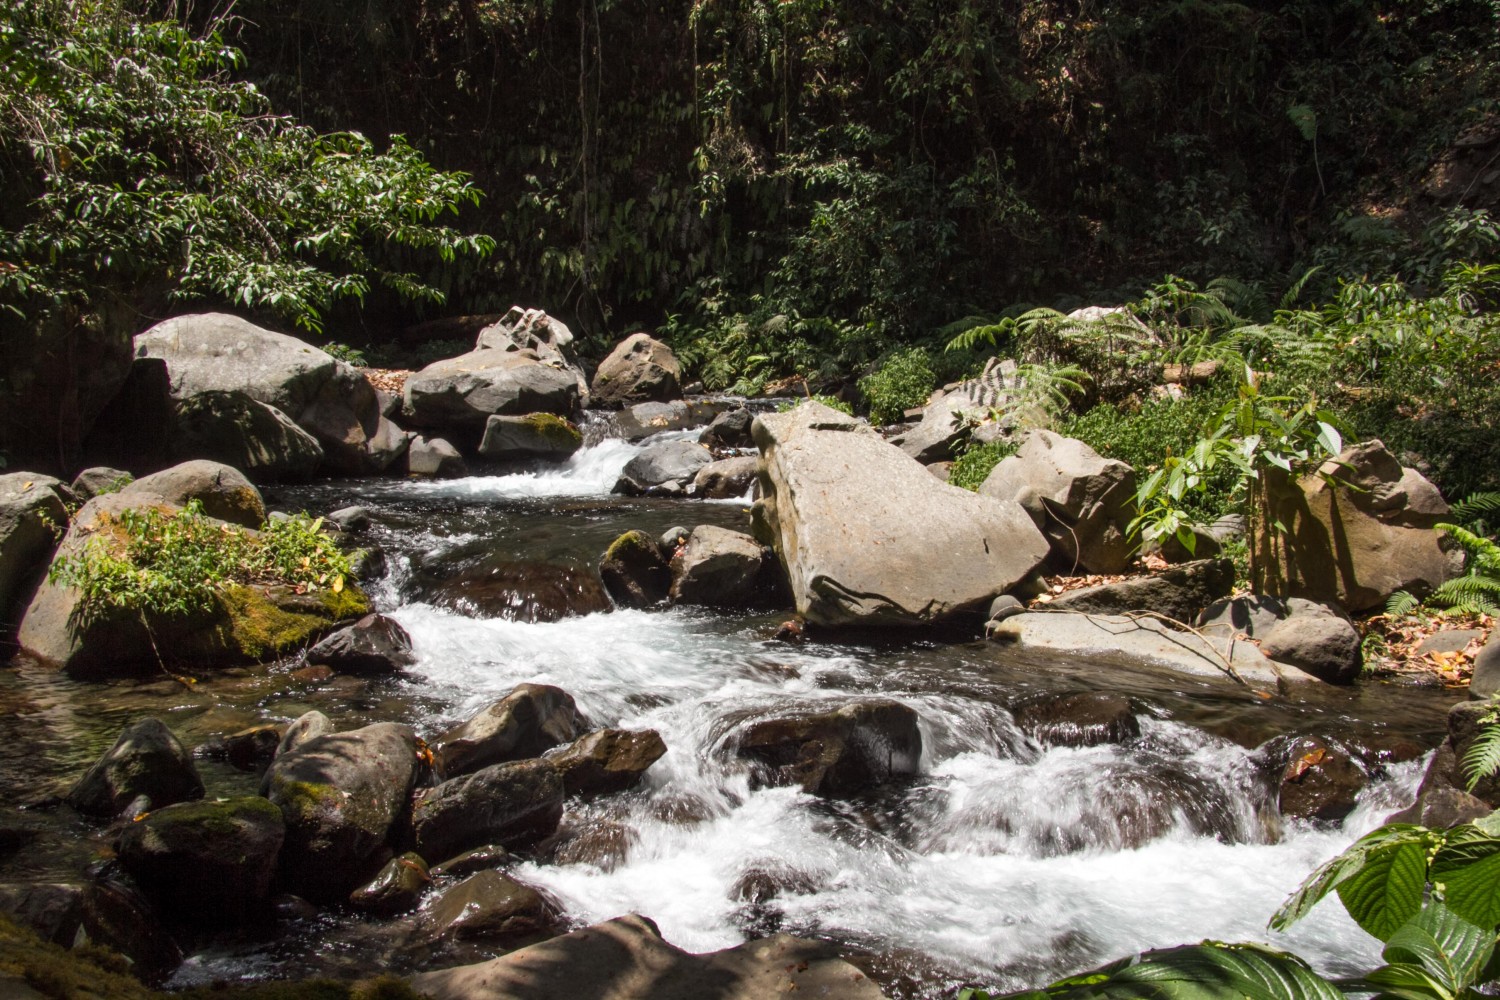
top-left (1431, 829), bottom-right (1500, 929)
top-left (1336, 838), bottom-right (1429, 940)
top-left (985, 943), bottom-right (1344, 1000)
top-left (1272, 825), bottom-right (1432, 932)
top-left (1315, 421), bottom-right (1342, 457)
top-left (1380, 902), bottom-right (1494, 996)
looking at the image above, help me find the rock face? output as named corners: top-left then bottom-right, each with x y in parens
top-left (1044, 558), bottom-right (1235, 625)
top-left (305, 614), bottom-right (416, 676)
top-left (409, 913), bottom-right (889, 1000)
top-left (546, 729), bottom-right (667, 798)
top-left (0, 473), bottom-right (69, 626)
top-left (692, 455), bottom-right (758, 499)
top-left (980, 430), bottom-right (1137, 574)
top-left (411, 759), bottom-right (565, 862)
top-left (668, 525), bottom-right (766, 607)
top-left (431, 684), bottom-right (589, 779)
top-left (263, 722), bottom-right (420, 902)
top-left (613, 440), bottom-right (714, 496)
top-left (478, 413), bottom-right (584, 461)
top-left (732, 700), bottom-right (922, 797)
top-left (171, 390), bottom-right (324, 482)
top-left (134, 313), bottom-right (404, 474)
top-left (1262, 440), bottom-right (1456, 611)
top-left (66, 719), bottom-right (204, 817)
top-left (590, 333), bottom-right (682, 406)
top-left (115, 796), bottom-right (284, 922)
top-left (751, 402), bottom-right (1049, 627)
top-left (599, 530), bottom-right (672, 608)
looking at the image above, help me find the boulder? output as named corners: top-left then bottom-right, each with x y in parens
top-left (350, 852), bottom-right (430, 916)
top-left (170, 390), bottom-right (324, 482)
top-left (429, 844), bottom-right (512, 880)
top-left (418, 870), bottom-right (559, 945)
top-left (476, 306), bottom-right (590, 401)
top-left (613, 440), bottom-right (714, 496)
top-left (431, 683), bottom-right (589, 779)
top-left (1261, 440), bottom-right (1457, 611)
top-left (980, 430), bottom-right (1137, 574)
top-left (546, 729), bottom-right (667, 798)
top-left (1263, 736), bottom-right (1367, 823)
top-left (305, 614), bottom-right (416, 676)
top-left (326, 506), bottom-right (371, 532)
top-left (611, 400), bottom-right (736, 442)
top-left (114, 796), bottom-right (284, 922)
top-left (220, 724), bottom-right (282, 771)
top-left (1258, 609), bottom-right (1362, 684)
top-left (699, 408), bottom-right (755, 450)
top-left (118, 459), bottom-right (265, 528)
top-left (692, 455), bottom-right (758, 499)
top-left (1446, 701), bottom-right (1500, 807)
top-left (548, 820), bottom-right (636, 871)
top-left (668, 526), bottom-right (766, 607)
top-left (590, 333), bottom-right (682, 406)
top-left (276, 710), bottom-right (334, 758)
top-left (68, 468), bottom-right (132, 500)
top-left (750, 402), bottom-right (1049, 627)
top-left (1012, 692), bottom-right (1140, 748)
top-left (478, 413), bottom-right (584, 461)
top-left (411, 759), bottom-right (564, 862)
top-left (66, 719), bottom-right (204, 817)
top-left (599, 530), bottom-right (671, 608)
top-left (263, 722), bottom-right (420, 902)
top-left (416, 561), bottom-right (611, 622)
top-left (732, 700), bottom-right (922, 797)
top-left (407, 435), bottom-right (469, 478)
top-left (0, 473), bottom-right (69, 626)
top-left (1044, 558), bottom-right (1235, 625)
top-left (1196, 595), bottom-right (1289, 639)
top-left (134, 313), bottom-right (403, 474)
top-left (0, 878), bottom-right (183, 983)
top-left (409, 913), bottom-right (888, 1000)
top-left (1471, 632), bottom-right (1500, 700)
top-left (892, 360), bottom-right (1021, 463)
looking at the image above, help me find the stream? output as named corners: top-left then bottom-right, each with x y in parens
top-left (0, 417), bottom-right (1460, 998)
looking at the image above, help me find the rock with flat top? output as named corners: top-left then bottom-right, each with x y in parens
top-left (590, 333), bottom-right (682, 406)
top-left (1045, 559), bottom-right (1234, 625)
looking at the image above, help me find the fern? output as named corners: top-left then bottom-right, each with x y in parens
top-left (1462, 699), bottom-right (1500, 792)
top-left (1385, 590), bottom-right (1421, 617)
top-left (1426, 575), bottom-right (1500, 616)
top-left (1437, 522), bottom-right (1500, 577)
top-left (1449, 492), bottom-right (1500, 526)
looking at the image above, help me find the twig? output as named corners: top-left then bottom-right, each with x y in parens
top-left (1024, 605), bottom-right (1258, 691)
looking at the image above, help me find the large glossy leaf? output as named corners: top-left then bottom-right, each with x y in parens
top-left (1272, 824), bottom-right (1432, 932)
top-left (1336, 838), bottom-right (1429, 940)
top-left (1382, 902), bottom-right (1495, 994)
top-left (1430, 828), bottom-right (1500, 930)
top-left (987, 943), bottom-right (1345, 1000)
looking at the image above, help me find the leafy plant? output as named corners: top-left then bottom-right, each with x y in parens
top-left (323, 343), bottom-right (368, 368)
top-left (1387, 493), bottom-right (1500, 617)
top-left (948, 439), bottom-right (1019, 492)
top-left (859, 348), bottom-right (937, 425)
top-left (1461, 697), bottom-right (1500, 795)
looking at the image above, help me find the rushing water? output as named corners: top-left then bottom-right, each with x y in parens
top-left (0, 424), bottom-right (1459, 997)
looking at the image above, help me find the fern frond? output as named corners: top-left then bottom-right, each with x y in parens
top-left (1278, 266), bottom-right (1322, 311)
top-left (1449, 492), bottom-right (1500, 524)
top-left (1427, 575), bottom-right (1500, 615)
top-left (1462, 714), bottom-right (1500, 792)
top-left (1436, 523), bottom-right (1500, 576)
top-left (1384, 590), bottom-right (1420, 617)
top-left (944, 319), bottom-right (1015, 354)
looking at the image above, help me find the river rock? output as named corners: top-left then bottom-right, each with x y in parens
top-left (692, 455), bottom-right (758, 499)
top-left (613, 439), bottom-right (714, 496)
top-left (668, 525), bottom-right (766, 607)
top-left (611, 400), bottom-right (737, 442)
top-left (120, 459), bottom-right (265, 528)
top-left (477, 306), bottom-right (590, 396)
top-left (1261, 439), bottom-right (1457, 611)
top-left (0, 473), bottom-right (69, 626)
top-left (1446, 701), bottom-right (1500, 807)
top-left (1044, 558), bottom-right (1235, 625)
top-left (416, 560), bottom-right (611, 622)
top-left (170, 390), bottom-right (324, 482)
top-left (732, 700), bottom-right (922, 797)
top-left (222, 724), bottom-right (282, 770)
top-left (115, 796), bottom-right (284, 922)
top-left (1196, 595), bottom-right (1288, 639)
top-left (1263, 736), bottom-right (1367, 823)
top-left (590, 333), bottom-right (682, 406)
top-left (699, 407), bottom-right (755, 450)
top-left (431, 683), bottom-right (589, 779)
top-left (1471, 632), bottom-right (1500, 700)
top-left (1012, 692), bottom-right (1140, 748)
top-left (305, 614), bottom-right (416, 676)
top-left (1258, 608), bottom-right (1362, 684)
top-left (276, 710), bottom-right (333, 758)
top-left (980, 430), bottom-right (1137, 574)
top-left (409, 912), bottom-right (888, 1000)
top-left (418, 870), bottom-right (559, 945)
top-left (599, 530), bottom-right (672, 608)
top-left (429, 844), bottom-right (512, 880)
top-left (750, 401), bottom-right (1049, 627)
top-left (264, 722), bottom-right (420, 902)
top-left (66, 719), bottom-right (204, 817)
top-left (547, 820), bottom-right (637, 871)
top-left (135, 312), bottom-right (403, 474)
top-left (411, 759), bottom-right (565, 861)
top-left (407, 435), bottom-right (469, 478)
top-left (546, 729), bottom-right (667, 797)
top-left (69, 468), bottom-right (132, 500)
top-left (0, 878), bottom-right (183, 983)
top-left (478, 413), bottom-right (584, 461)
top-left (350, 852), bottom-right (430, 916)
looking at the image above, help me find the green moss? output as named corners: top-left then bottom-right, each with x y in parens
top-left (604, 529), bottom-right (657, 562)
top-left (0, 913), bottom-right (156, 1000)
top-left (147, 796), bottom-right (281, 837)
top-left (215, 583), bottom-right (369, 660)
top-left (521, 412), bottom-right (583, 447)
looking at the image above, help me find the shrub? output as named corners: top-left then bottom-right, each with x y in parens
top-left (859, 347), bottom-right (936, 425)
top-left (948, 440), bottom-right (1018, 491)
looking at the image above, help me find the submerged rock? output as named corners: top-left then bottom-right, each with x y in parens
top-left (66, 719), bottom-right (204, 817)
top-left (732, 699), bottom-right (922, 797)
top-left (1012, 692), bottom-right (1140, 748)
top-left (416, 561), bottom-right (610, 623)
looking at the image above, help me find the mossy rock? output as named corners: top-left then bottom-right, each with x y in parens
top-left (478, 413), bottom-right (584, 460)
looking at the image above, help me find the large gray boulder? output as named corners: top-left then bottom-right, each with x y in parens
top-left (1258, 605), bottom-right (1362, 684)
top-left (431, 683), bottom-right (589, 779)
top-left (590, 333), bottom-right (682, 407)
top-left (478, 413), bottom-right (584, 461)
top-left (134, 313), bottom-right (403, 474)
top-left (171, 390), bottom-right (324, 482)
top-left (751, 401), bottom-right (1049, 627)
top-left (613, 440), bottom-right (714, 496)
top-left (66, 718), bottom-right (204, 817)
top-left (668, 525), bottom-right (766, 607)
top-left (263, 722), bottom-right (420, 902)
top-left (980, 430), bottom-right (1136, 574)
top-left (407, 435), bottom-right (468, 478)
top-left (0, 473), bottom-right (69, 626)
top-left (411, 758), bottom-right (565, 862)
top-left (410, 913), bottom-right (888, 1000)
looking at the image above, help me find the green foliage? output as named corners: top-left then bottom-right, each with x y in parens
top-left (1389, 494), bottom-right (1500, 618)
top-left (323, 343), bottom-right (368, 368)
top-left (1461, 698), bottom-right (1500, 795)
top-left (776, 394), bottom-right (853, 415)
top-left (859, 348), bottom-right (936, 425)
top-left (948, 439), bottom-right (1019, 492)
top-left (48, 501), bottom-right (351, 626)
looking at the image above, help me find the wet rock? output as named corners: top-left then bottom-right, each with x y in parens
top-left (612, 400), bottom-right (736, 442)
top-left (599, 530), bottom-right (671, 608)
top-left (224, 723), bottom-right (283, 771)
top-left (275, 710), bottom-right (333, 758)
top-left (418, 870), bottom-right (559, 945)
top-left (1013, 692), bottom-right (1140, 748)
top-left (0, 473), bottom-right (69, 626)
top-left (1264, 736), bottom-right (1367, 823)
top-left (419, 561), bottom-right (611, 622)
top-left (668, 525), bottom-right (766, 608)
top-left (429, 844), bottom-right (512, 880)
top-left (590, 333), bottom-right (682, 407)
top-left (115, 796), bottom-right (285, 923)
top-left (980, 430), bottom-right (1137, 574)
top-left (327, 506), bottom-right (371, 532)
top-left (547, 821), bottom-right (636, 872)
top-left (478, 413), bottom-right (584, 461)
top-left (692, 455), bottom-right (758, 499)
top-left (411, 759), bottom-right (564, 862)
top-left (409, 912), bottom-right (888, 1000)
top-left (546, 729), bottom-right (667, 798)
top-left (431, 683), bottom-right (589, 779)
top-left (66, 719), bottom-right (204, 817)
top-left (0, 878), bottom-right (182, 983)
top-left (731, 865), bottom-right (819, 936)
top-left (170, 389), bottom-right (324, 482)
top-left (1045, 558), bottom-right (1235, 625)
top-left (350, 852), bottom-right (430, 916)
top-left (733, 700), bottom-right (922, 797)
top-left (1259, 609), bottom-right (1362, 684)
top-left (68, 468), bottom-right (132, 500)
top-left (1447, 701), bottom-right (1500, 807)
top-left (305, 613), bottom-right (416, 676)
top-left (407, 435), bottom-right (469, 478)
top-left (699, 407), bottom-right (754, 450)
top-left (752, 401), bottom-right (1048, 627)
top-left (264, 722), bottom-right (420, 902)
top-left (613, 439), bottom-right (714, 497)
top-left (348, 545), bottom-right (388, 582)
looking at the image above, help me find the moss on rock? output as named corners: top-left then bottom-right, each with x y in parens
top-left (212, 583), bottom-right (369, 661)
top-left (520, 412), bottom-right (583, 448)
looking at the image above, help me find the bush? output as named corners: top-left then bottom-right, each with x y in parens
top-left (859, 347), bottom-right (936, 425)
top-left (947, 440), bottom-right (1018, 491)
